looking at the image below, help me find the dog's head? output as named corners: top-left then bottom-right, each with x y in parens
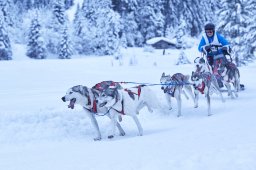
top-left (160, 72), bottom-right (173, 93)
top-left (98, 87), bottom-right (120, 108)
top-left (194, 57), bottom-right (206, 73)
top-left (61, 85), bottom-right (90, 109)
top-left (191, 71), bottom-right (203, 87)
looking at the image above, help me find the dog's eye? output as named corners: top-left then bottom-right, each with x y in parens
top-left (69, 92), bottom-right (73, 94)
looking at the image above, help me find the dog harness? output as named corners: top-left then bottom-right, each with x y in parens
top-left (110, 100), bottom-right (125, 115)
top-left (124, 85), bottom-right (143, 100)
top-left (193, 72), bottom-right (211, 94)
top-left (162, 73), bottom-right (185, 97)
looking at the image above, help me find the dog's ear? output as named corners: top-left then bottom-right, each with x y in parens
top-left (162, 72), bottom-right (165, 76)
top-left (72, 85), bottom-right (80, 92)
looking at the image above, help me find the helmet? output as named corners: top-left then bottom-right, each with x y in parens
top-left (204, 23), bottom-right (215, 31)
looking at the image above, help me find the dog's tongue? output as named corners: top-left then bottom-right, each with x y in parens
top-left (68, 98), bottom-right (76, 109)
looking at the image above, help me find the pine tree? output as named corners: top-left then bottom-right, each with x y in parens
top-left (53, 0), bottom-right (66, 26)
top-left (136, 0), bottom-right (165, 43)
top-left (73, 0), bottom-right (121, 55)
top-left (217, 0), bottom-right (252, 65)
top-left (58, 28), bottom-right (72, 59)
top-left (0, 0), bottom-right (14, 27)
top-left (0, 20), bottom-right (12, 60)
top-left (244, 0), bottom-right (256, 60)
top-left (112, 0), bottom-right (141, 47)
top-left (26, 18), bottom-right (46, 59)
top-left (45, 0), bottom-right (67, 55)
top-left (176, 50), bottom-right (191, 65)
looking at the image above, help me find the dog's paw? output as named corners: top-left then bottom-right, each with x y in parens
top-left (94, 137), bottom-right (101, 141)
top-left (108, 135), bottom-right (114, 139)
top-left (119, 132), bottom-right (125, 136)
top-left (118, 115), bottom-right (122, 122)
top-left (194, 104), bottom-right (198, 108)
top-left (177, 114), bottom-right (182, 117)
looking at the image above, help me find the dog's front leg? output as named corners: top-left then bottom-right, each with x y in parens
top-left (106, 114), bottom-right (125, 136)
top-left (206, 92), bottom-right (212, 116)
top-left (165, 93), bottom-right (172, 110)
top-left (194, 90), bottom-right (199, 108)
top-left (84, 109), bottom-right (101, 141)
top-left (174, 89), bottom-right (182, 117)
top-left (108, 111), bottom-right (118, 139)
top-left (225, 83), bottom-right (235, 98)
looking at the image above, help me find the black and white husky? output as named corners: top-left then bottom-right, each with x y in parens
top-left (97, 85), bottom-right (154, 138)
top-left (61, 82), bottom-right (125, 141)
top-left (160, 72), bottom-right (196, 117)
top-left (191, 71), bottom-right (225, 116)
top-left (214, 61), bottom-right (240, 98)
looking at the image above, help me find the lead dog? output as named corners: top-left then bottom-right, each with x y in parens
top-left (61, 82), bottom-right (125, 141)
top-left (97, 85), bottom-right (154, 138)
top-left (160, 72), bottom-right (196, 117)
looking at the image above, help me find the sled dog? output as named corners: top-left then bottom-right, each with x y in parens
top-left (61, 82), bottom-right (125, 141)
top-left (160, 72), bottom-right (196, 117)
top-left (193, 57), bottom-right (225, 100)
top-left (97, 85), bottom-right (154, 138)
top-left (191, 70), bottom-right (225, 116)
top-left (214, 60), bottom-right (240, 98)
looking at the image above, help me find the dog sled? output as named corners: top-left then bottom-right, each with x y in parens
top-left (200, 44), bottom-right (245, 92)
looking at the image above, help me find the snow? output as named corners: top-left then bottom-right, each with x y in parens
top-left (0, 43), bottom-right (256, 170)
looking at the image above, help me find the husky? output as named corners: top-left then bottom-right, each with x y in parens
top-left (214, 60), bottom-right (240, 98)
top-left (61, 82), bottom-right (125, 141)
top-left (191, 70), bottom-right (225, 116)
top-left (160, 72), bottom-right (196, 117)
top-left (97, 85), bottom-right (154, 138)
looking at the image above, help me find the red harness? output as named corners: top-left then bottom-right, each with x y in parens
top-left (124, 85), bottom-right (142, 100)
top-left (197, 82), bottom-right (205, 94)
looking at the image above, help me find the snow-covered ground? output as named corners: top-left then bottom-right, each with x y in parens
top-left (0, 44), bottom-right (256, 170)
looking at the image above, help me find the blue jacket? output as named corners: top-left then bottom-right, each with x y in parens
top-left (198, 32), bottom-right (229, 55)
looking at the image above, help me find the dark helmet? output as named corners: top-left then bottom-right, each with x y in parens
top-left (204, 23), bottom-right (215, 31)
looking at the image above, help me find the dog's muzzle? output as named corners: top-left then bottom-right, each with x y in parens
top-left (61, 96), bottom-right (66, 102)
top-left (161, 86), bottom-right (168, 93)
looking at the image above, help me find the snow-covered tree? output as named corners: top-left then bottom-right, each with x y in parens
top-left (0, 19), bottom-right (12, 60)
top-left (73, 0), bottom-right (121, 55)
top-left (58, 27), bottom-right (72, 59)
top-left (176, 50), bottom-right (191, 65)
top-left (64, 0), bottom-right (74, 9)
top-left (0, 0), bottom-right (14, 27)
top-left (243, 0), bottom-right (256, 60)
top-left (45, 0), bottom-right (67, 55)
top-left (26, 17), bottom-right (46, 59)
top-left (136, 0), bottom-right (165, 43)
top-left (217, 0), bottom-right (254, 66)
top-left (52, 0), bottom-right (66, 26)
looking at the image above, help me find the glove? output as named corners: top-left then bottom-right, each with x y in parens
top-left (222, 46), bottom-right (231, 55)
top-left (202, 45), bottom-right (211, 54)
